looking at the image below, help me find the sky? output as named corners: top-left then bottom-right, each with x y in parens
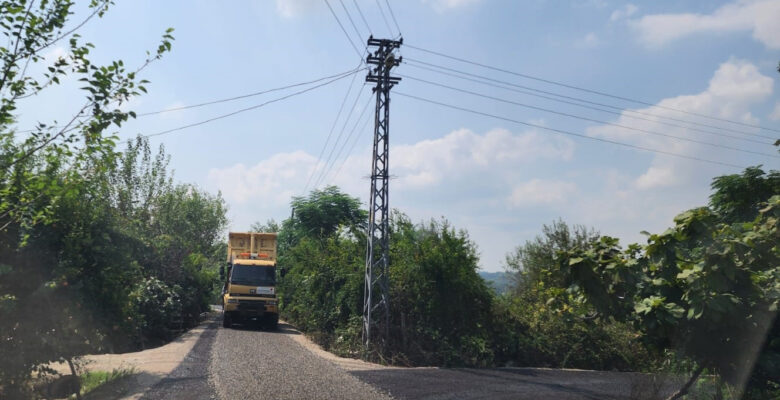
top-left (14, 0), bottom-right (780, 272)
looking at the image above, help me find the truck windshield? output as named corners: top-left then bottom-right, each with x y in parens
top-left (230, 265), bottom-right (276, 286)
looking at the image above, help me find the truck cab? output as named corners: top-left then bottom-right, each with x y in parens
top-left (221, 232), bottom-right (279, 329)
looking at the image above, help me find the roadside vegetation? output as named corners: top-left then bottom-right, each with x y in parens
top-left (1, 2), bottom-right (777, 399)
top-left (275, 165), bottom-right (778, 399)
top-left (0, 2), bottom-right (226, 398)
top-left (79, 368), bottom-right (136, 397)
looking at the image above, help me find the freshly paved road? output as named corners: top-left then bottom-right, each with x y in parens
top-left (209, 322), bottom-right (391, 400)
top-left (142, 314), bottom-right (680, 400)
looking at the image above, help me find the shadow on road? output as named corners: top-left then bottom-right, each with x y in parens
top-left (138, 317), bottom-right (220, 400)
top-left (350, 367), bottom-right (681, 400)
top-left (224, 322), bottom-right (300, 335)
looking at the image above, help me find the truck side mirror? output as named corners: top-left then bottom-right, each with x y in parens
top-left (219, 265), bottom-right (225, 279)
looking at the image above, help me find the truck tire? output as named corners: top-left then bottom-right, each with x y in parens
top-left (222, 312), bottom-right (232, 328)
top-left (265, 315), bottom-right (279, 330)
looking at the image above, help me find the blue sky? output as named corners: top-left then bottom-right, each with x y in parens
top-left (15, 0), bottom-right (780, 271)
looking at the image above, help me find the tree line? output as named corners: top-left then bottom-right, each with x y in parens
top-left (273, 166), bottom-right (778, 399)
top-left (0, 2), bottom-right (227, 398)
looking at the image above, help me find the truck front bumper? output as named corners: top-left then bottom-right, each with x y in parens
top-left (224, 298), bottom-right (277, 316)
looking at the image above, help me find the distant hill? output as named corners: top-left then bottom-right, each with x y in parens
top-left (479, 271), bottom-right (513, 294)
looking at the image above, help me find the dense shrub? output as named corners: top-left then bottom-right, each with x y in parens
top-left (129, 277), bottom-right (182, 345)
top-left (276, 187), bottom-right (655, 371)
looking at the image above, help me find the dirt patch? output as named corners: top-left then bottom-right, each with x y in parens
top-left (47, 315), bottom-right (216, 399)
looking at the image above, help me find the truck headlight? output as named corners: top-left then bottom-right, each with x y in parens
top-left (227, 299), bottom-right (238, 304)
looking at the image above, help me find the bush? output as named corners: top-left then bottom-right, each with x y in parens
top-left (129, 277), bottom-right (182, 345)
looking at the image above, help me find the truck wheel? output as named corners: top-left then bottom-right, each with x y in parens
top-left (222, 312), bottom-right (232, 328)
top-left (265, 315), bottom-right (279, 330)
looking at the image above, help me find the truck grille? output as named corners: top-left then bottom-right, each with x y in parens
top-left (237, 300), bottom-right (265, 311)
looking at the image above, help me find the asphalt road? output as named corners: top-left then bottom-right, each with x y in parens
top-left (209, 321), bottom-right (391, 400)
top-left (146, 315), bottom-right (681, 400)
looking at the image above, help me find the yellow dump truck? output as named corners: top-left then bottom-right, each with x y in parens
top-left (220, 232), bottom-right (278, 329)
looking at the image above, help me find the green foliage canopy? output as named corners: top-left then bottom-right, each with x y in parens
top-left (560, 167), bottom-right (779, 396)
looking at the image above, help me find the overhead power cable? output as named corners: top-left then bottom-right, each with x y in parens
top-left (312, 87), bottom-right (372, 189)
top-left (404, 59), bottom-right (772, 145)
top-left (321, 94), bottom-right (374, 187)
top-left (339, 0), bottom-right (365, 42)
top-left (303, 70), bottom-right (361, 194)
top-left (383, 0), bottom-right (402, 37)
top-left (139, 67), bottom-right (363, 117)
top-left (402, 74), bottom-right (779, 159)
top-left (353, 0), bottom-right (373, 36)
top-left (329, 111), bottom-right (373, 186)
top-left (325, 0), bottom-right (364, 59)
top-left (396, 91), bottom-right (746, 169)
top-left (18, 67), bottom-right (363, 134)
top-left (405, 44), bottom-right (780, 135)
top-left (132, 69), bottom-right (361, 142)
top-left (374, 0), bottom-right (394, 37)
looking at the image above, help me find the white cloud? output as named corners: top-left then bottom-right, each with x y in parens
top-left (610, 4), bottom-right (638, 21)
top-left (207, 150), bottom-right (316, 205)
top-left (770, 102), bottom-right (780, 121)
top-left (424, 0), bottom-right (481, 12)
top-left (576, 32), bottom-right (600, 48)
top-left (588, 59), bottom-right (773, 150)
top-left (578, 58), bottom-right (775, 243)
top-left (573, 0), bottom-right (608, 9)
top-left (207, 127), bottom-right (573, 207)
top-left (629, 0), bottom-right (780, 49)
top-left (43, 46), bottom-right (67, 63)
top-left (507, 179), bottom-right (578, 208)
top-left (635, 165), bottom-right (680, 190)
top-left (275, 0), bottom-right (319, 18)
top-left (390, 128), bottom-right (574, 189)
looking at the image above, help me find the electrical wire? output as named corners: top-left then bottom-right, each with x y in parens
top-left (374, 0), bottom-right (394, 37)
top-left (302, 70), bottom-right (361, 194)
top-left (16, 67), bottom-right (363, 134)
top-left (339, 0), bottom-right (365, 43)
top-left (313, 90), bottom-right (371, 189)
top-left (321, 94), bottom-right (374, 186)
top-left (353, 0), bottom-right (373, 36)
top-left (404, 58), bottom-right (773, 145)
top-left (395, 91), bottom-right (746, 169)
top-left (130, 69), bottom-right (361, 142)
top-left (401, 74), bottom-right (779, 159)
top-left (325, 0), bottom-right (364, 59)
top-left (139, 67), bottom-right (363, 117)
top-left (383, 0), bottom-right (402, 37)
top-left (328, 108), bottom-right (373, 186)
top-left (311, 87), bottom-right (371, 188)
top-left (405, 44), bottom-right (780, 135)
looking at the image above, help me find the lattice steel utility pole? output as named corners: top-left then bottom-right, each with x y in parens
top-left (363, 36), bottom-right (402, 349)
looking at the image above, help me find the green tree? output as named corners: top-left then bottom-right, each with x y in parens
top-left (560, 169), bottom-right (780, 399)
top-left (251, 219), bottom-right (280, 233)
top-left (0, 2), bottom-right (175, 393)
top-left (709, 166), bottom-right (779, 223)
top-left (388, 214), bottom-right (495, 366)
top-left (286, 185), bottom-right (366, 239)
top-left (499, 220), bottom-right (649, 371)
top-left (505, 219), bottom-right (598, 292)
top-left (276, 187), bottom-right (498, 367)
